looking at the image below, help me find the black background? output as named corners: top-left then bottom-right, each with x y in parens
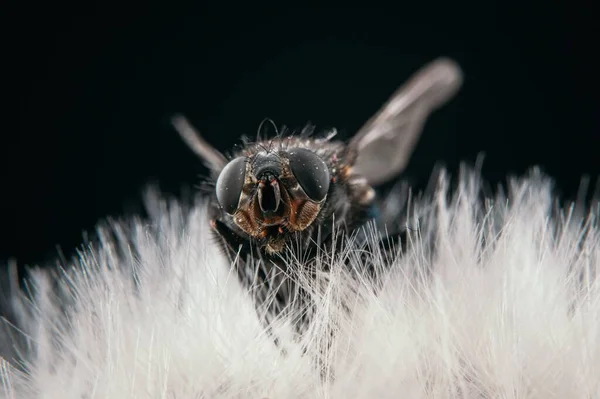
top-left (2, 2), bottom-right (598, 268)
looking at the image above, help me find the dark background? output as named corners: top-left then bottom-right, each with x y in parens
top-left (2, 2), bottom-right (598, 268)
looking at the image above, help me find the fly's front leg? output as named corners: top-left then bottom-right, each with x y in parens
top-left (210, 218), bottom-right (252, 265)
top-left (212, 217), bottom-right (292, 347)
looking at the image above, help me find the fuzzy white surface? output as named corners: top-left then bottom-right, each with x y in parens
top-left (1, 168), bottom-right (599, 398)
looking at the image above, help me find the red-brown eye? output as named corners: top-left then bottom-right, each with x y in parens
top-left (287, 148), bottom-right (330, 202)
top-left (215, 157), bottom-right (247, 214)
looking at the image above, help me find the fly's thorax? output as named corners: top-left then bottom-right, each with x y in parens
top-left (344, 172), bottom-right (376, 206)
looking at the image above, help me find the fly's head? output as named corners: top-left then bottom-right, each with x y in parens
top-left (214, 140), bottom-right (340, 254)
top-left (172, 57), bottom-right (464, 262)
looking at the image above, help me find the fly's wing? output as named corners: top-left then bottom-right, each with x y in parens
top-left (346, 57), bottom-right (463, 186)
top-left (171, 114), bottom-right (228, 173)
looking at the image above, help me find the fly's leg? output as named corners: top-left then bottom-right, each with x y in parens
top-left (211, 218), bottom-right (311, 347)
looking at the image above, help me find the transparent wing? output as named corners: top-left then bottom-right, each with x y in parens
top-left (347, 57), bottom-right (463, 186)
top-left (171, 114), bottom-right (228, 172)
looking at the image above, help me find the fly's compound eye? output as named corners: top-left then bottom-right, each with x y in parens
top-left (287, 148), bottom-right (330, 202)
top-left (215, 156), bottom-right (247, 214)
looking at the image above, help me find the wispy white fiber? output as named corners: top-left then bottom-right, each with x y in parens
top-left (1, 167), bottom-right (599, 398)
